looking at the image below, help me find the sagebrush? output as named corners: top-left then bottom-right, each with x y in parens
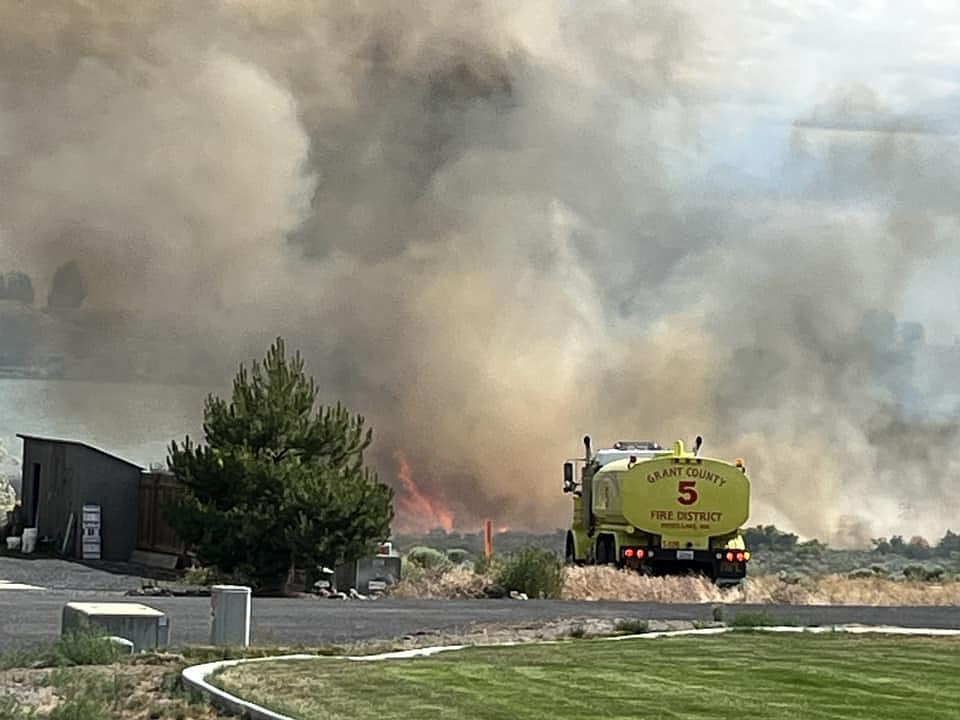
top-left (494, 547), bottom-right (564, 599)
top-left (0, 630), bottom-right (124, 671)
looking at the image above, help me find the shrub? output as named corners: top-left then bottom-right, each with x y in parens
top-left (406, 546), bottom-right (451, 572)
top-left (847, 568), bottom-right (875, 579)
top-left (445, 548), bottom-right (470, 565)
top-left (493, 547), bottom-right (563, 599)
top-left (730, 611), bottom-right (798, 628)
top-left (924, 566), bottom-right (945, 582)
top-left (902, 565), bottom-right (927, 581)
top-left (473, 555), bottom-right (492, 575)
top-left (183, 564), bottom-right (232, 586)
top-left (53, 631), bottom-right (126, 667)
top-left (0, 631), bottom-right (124, 670)
top-left (613, 619), bottom-right (649, 635)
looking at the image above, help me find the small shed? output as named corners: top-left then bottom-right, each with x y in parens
top-left (17, 434), bottom-right (142, 562)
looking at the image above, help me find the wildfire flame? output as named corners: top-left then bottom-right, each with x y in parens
top-left (393, 449), bottom-right (455, 533)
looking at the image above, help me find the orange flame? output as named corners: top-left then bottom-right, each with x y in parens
top-left (393, 449), bottom-right (454, 533)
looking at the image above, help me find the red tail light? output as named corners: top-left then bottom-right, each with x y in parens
top-left (637, 549), bottom-right (645, 559)
top-left (624, 548), bottom-right (635, 558)
top-left (735, 552), bottom-right (745, 562)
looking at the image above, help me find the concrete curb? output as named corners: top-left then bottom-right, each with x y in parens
top-left (182, 625), bottom-right (960, 720)
top-left (181, 654), bottom-right (317, 720)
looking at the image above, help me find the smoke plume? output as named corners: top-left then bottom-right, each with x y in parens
top-left (1, 2), bottom-right (959, 545)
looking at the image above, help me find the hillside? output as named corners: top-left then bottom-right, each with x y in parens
top-left (0, 301), bottom-right (218, 384)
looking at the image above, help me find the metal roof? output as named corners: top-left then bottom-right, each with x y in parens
top-left (16, 434), bottom-right (143, 470)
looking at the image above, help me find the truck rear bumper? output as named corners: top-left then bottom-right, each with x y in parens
top-left (623, 547), bottom-right (747, 581)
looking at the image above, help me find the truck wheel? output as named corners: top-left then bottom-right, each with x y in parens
top-left (565, 532), bottom-right (577, 565)
top-left (595, 535), bottom-right (614, 565)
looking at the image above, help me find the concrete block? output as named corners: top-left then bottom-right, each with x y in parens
top-left (61, 602), bottom-right (170, 652)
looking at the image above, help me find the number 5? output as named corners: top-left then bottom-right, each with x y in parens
top-left (677, 480), bottom-right (698, 505)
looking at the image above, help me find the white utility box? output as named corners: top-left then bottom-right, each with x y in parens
top-left (335, 554), bottom-right (401, 595)
top-left (81, 504), bottom-right (101, 560)
top-left (61, 602), bottom-right (170, 652)
top-left (210, 585), bottom-right (251, 647)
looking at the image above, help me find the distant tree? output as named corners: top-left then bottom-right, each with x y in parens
top-left (794, 538), bottom-right (826, 559)
top-left (871, 537), bottom-right (892, 554)
top-left (905, 535), bottom-right (933, 560)
top-left (166, 337), bottom-right (394, 594)
top-left (3, 272), bottom-right (34, 304)
top-left (936, 530), bottom-right (960, 556)
top-left (47, 260), bottom-right (87, 309)
top-left (743, 524), bottom-right (799, 551)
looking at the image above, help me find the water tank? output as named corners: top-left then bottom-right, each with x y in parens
top-left (210, 585), bottom-right (251, 646)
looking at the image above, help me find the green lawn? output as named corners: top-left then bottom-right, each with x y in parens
top-left (213, 633), bottom-right (960, 720)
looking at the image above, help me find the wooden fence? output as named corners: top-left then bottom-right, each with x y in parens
top-left (137, 471), bottom-right (185, 555)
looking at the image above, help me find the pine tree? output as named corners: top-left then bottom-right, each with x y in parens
top-left (47, 260), bottom-right (87, 309)
top-left (3, 271), bottom-right (34, 305)
top-left (167, 337), bottom-right (393, 593)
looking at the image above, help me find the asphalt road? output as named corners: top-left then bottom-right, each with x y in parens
top-left (1, 590), bottom-right (959, 651)
top-left (2, 556), bottom-right (959, 651)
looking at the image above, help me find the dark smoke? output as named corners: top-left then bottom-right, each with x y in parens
top-left (1, 2), bottom-right (958, 545)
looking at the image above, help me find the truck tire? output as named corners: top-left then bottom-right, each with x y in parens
top-left (595, 535), bottom-right (615, 566)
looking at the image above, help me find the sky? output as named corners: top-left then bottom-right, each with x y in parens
top-left (1, 1), bottom-right (960, 545)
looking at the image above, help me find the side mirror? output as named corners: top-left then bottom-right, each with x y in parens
top-left (563, 462), bottom-right (574, 492)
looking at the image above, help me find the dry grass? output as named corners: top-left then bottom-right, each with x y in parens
top-left (0, 655), bottom-right (231, 720)
top-left (778, 574), bottom-right (960, 606)
top-left (561, 566), bottom-right (739, 603)
top-left (388, 565), bottom-right (490, 599)
top-left (389, 565), bottom-right (960, 605)
top-left (0, 668), bottom-right (59, 715)
top-left (567, 568), bottom-right (960, 605)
